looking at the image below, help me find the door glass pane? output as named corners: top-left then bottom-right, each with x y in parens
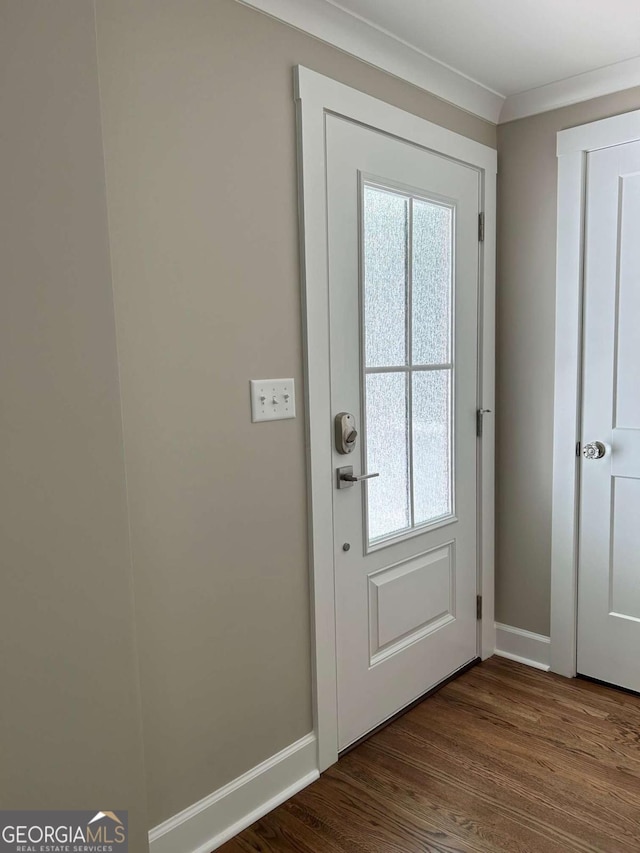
top-left (412, 199), bottom-right (453, 365)
top-left (363, 186), bottom-right (407, 367)
top-left (362, 183), bottom-right (455, 548)
top-left (366, 372), bottom-right (410, 541)
top-left (413, 370), bottom-right (452, 524)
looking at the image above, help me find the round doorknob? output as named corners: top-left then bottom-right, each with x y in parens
top-left (583, 441), bottom-right (606, 460)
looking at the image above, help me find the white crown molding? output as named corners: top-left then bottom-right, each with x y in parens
top-left (236, 0), bottom-right (504, 123)
top-left (500, 55), bottom-right (640, 124)
top-left (238, 1), bottom-right (640, 127)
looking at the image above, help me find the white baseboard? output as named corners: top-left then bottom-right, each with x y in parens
top-left (495, 622), bottom-right (551, 672)
top-left (149, 733), bottom-right (319, 853)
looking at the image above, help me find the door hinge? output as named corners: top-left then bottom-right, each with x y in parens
top-left (476, 594), bottom-right (482, 620)
top-left (478, 212), bottom-right (485, 242)
top-left (576, 441), bottom-right (581, 457)
top-left (476, 408), bottom-right (491, 438)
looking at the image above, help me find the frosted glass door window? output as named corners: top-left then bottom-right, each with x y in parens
top-left (363, 188), bottom-right (408, 367)
top-left (412, 200), bottom-right (452, 365)
top-left (363, 183), bottom-right (454, 545)
top-left (413, 371), bottom-right (452, 524)
top-left (366, 373), bottom-right (410, 540)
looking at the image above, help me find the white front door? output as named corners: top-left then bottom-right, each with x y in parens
top-left (578, 139), bottom-right (640, 692)
top-left (326, 115), bottom-right (481, 750)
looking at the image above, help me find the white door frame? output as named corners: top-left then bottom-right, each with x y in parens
top-left (295, 66), bottom-right (496, 772)
top-left (551, 108), bottom-right (640, 678)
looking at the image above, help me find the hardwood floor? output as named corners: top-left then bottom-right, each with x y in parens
top-left (218, 657), bottom-right (640, 853)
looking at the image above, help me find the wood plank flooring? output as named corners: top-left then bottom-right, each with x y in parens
top-left (218, 657), bottom-right (640, 852)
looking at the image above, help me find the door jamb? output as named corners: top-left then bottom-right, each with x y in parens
top-left (295, 66), bottom-right (497, 772)
top-left (552, 109), bottom-right (640, 677)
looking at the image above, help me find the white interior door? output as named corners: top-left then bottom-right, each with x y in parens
top-left (578, 139), bottom-right (640, 692)
top-left (326, 115), bottom-right (481, 750)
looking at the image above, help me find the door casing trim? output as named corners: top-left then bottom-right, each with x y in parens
top-left (552, 108), bottom-right (640, 678)
top-left (295, 66), bottom-right (497, 772)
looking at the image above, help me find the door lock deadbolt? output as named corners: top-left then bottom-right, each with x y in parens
top-left (335, 412), bottom-right (358, 454)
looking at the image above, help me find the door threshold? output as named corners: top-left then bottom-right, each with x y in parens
top-left (338, 656), bottom-right (481, 758)
top-left (577, 673), bottom-right (640, 698)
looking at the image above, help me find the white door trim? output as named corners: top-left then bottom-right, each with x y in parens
top-left (295, 65), bottom-right (496, 772)
top-left (552, 108), bottom-right (640, 678)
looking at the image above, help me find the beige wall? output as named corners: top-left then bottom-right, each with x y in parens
top-left (496, 87), bottom-right (640, 636)
top-left (94, 0), bottom-right (495, 826)
top-left (0, 2), bottom-right (148, 849)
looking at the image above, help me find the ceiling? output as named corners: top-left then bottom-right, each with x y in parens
top-left (240, 0), bottom-right (640, 122)
top-left (329, 0), bottom-right (640, 97)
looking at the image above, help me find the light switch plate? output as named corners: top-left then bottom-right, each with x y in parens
top-left (250, 378), bottom-right (296, 423)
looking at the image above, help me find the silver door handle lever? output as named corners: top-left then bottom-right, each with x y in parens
top-left (341, 472), bottom-right (379, 482)
top-left (337, 465), bottom-right (379, 489)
